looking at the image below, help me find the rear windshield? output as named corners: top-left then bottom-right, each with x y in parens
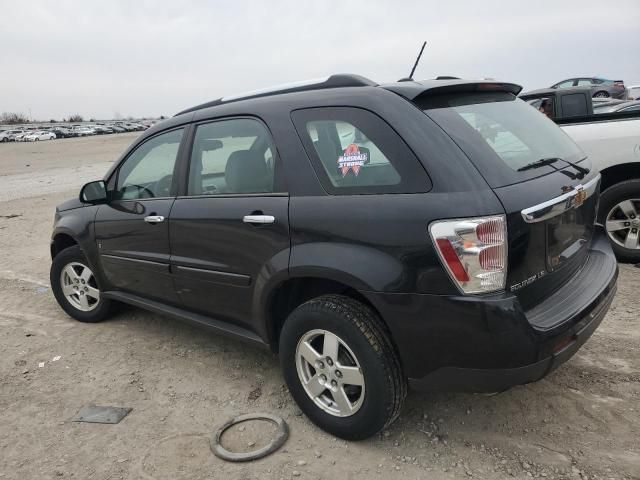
top-left (419, 92), bottom-right (585, 188)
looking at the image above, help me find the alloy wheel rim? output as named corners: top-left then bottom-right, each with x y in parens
top-left (295, 329), bottom-right (365, 417)
top-left (60, 262), bottom-right (100, 312)
top-left (605, 199), bottom-right (640, 250)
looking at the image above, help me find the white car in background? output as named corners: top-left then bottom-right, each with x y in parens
top-left (24, 131), bottom-right (57, 141)
top-left (627, 85), bottom-right (640, 100)
top-left (14, 131), bottom-right (31, 142)
top-left (0, 129), bottom-right (24, 142)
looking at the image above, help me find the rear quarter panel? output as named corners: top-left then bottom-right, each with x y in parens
top-left (289, 191), bottom-right (505, 295)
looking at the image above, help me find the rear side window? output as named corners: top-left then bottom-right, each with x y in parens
top-left (292, 107), bottom-right (430, 194)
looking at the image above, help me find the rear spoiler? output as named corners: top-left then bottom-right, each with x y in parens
top-left (383, 79), bottom-right (522, 102)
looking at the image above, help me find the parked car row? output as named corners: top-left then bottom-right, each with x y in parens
top-left (0, 121), bottom-right (152, 142)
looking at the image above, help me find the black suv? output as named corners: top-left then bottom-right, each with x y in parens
top-left (50, 75), bottom-right (618, 440)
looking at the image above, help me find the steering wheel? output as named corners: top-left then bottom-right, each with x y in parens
top-left (154, 174), bottom-right (173, 198)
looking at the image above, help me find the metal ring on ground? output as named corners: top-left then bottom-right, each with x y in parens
top-left (211, 413), bottom-right (289, 462)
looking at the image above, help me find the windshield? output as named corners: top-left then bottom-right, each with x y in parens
top-left (420, 92), bottom-right (585, 187)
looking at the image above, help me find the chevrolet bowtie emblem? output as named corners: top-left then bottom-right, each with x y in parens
top-left (574, 187), bottom-right (587, 207)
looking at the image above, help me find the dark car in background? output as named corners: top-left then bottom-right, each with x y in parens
top-left (51, 127), bottom-right (74, 138)
top-left (92, 125), bottom-right (113, 135)
top-left (594, 100), bottom-right (640, 114)
top-left (49, 75), bottom-right (617, 440)
top-left (551, 77), bottom-right (626, 98)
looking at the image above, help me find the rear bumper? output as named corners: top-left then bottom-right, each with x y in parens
top-left (364, 227), bottom-right (618, 393)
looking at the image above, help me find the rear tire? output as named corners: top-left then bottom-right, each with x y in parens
top-left (279, 294), bottom-right (406, 440)
top-left (598, 180), bottom-right (640, 263)
top-left (50, 245), bottom-right (114, 322)
top-left (593, 91), bottom-right (609, 98)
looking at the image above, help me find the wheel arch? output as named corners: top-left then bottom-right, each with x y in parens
top-left (264, 275), bottom-right (392, 353)
top-left (51, 231), bottom-right (79, 259)
top-left (599, 162), bottom-right (640, 193)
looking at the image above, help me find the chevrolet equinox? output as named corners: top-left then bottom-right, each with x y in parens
top-left (50, 75), bottom-right (618, 440)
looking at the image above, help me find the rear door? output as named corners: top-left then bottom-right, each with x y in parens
top-left (94, 127), bottom-right (185, 304)
top-left (169, 118), bottom-right (289, 330)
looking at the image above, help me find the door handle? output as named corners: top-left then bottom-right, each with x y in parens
top-left (144, 215), bottom-right (165, 224)
top-left (243, 215), bottom-right (275, 224)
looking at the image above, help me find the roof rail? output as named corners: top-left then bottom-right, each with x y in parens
top-left (175, 74), bottom-right (377, 116)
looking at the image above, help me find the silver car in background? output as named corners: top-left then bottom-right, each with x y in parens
top-left (551, 77), bottom-right (626, 99)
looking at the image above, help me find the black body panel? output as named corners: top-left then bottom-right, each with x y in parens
top-left (492, 169), bottom-right (599, 310)
top-left (289, 191), bottom-right (503, 295)
top-left (169, 195), bottom-right (290, 329)
top-left (367, 228), bottom-right (617, 385)
top-left (94, 199), bottom-right (179, 304)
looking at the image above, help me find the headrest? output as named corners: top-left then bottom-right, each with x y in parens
top-left (225, 150), bottom-right (270, 193)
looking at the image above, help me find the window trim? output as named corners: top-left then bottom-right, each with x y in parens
top-left (107, 125), bottom-right (189, 202)
top-left (291, 106), bottom-right (431, 195)
top-left (178, 115), bottom-right (287, 198)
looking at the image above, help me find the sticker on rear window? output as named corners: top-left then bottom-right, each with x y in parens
top-left (338, 144), bottom-right (367, 177)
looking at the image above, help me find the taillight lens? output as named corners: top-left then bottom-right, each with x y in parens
top-left (429, 215), bottom-right (507, 294)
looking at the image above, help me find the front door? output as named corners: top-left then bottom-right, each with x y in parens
top-left (169, 118), bottom-right (289, 330)
top-left (95, 127), bottom-right (185, 304)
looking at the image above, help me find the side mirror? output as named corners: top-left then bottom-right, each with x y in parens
top-left (80, 180), bottom-right (108, 204)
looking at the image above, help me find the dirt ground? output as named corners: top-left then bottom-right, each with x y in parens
top-left (0, 134), bottom-right (638, 480)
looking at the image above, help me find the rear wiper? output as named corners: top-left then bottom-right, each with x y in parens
top-left (557, 157), bottom-right (590, 176)
top-left (517, 157), bottom-right (559, 171)
top-left (517, 157), bottom-right (590, 177)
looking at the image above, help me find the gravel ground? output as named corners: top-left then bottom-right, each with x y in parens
top-left (0, 135), bottom-right (638, 480)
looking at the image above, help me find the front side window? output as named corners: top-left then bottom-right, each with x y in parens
top-left (187, 118), bottom-right (275, 196)
top-left (292, 107), bottom-right (430, 194)
top-left (115, 128), bottom-right (184, 200)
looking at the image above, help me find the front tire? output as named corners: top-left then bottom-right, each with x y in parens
top-left (279, 295), bottom-right (406, 440)
top-left (598, 180), bottom-right (640, 262)
top-left (50, 245), bottom-right (113, 322)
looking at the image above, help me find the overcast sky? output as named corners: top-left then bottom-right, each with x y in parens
top-left (1, 0), bottom-right (638, 120)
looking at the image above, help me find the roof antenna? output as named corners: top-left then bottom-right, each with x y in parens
top-left (399, 41), bottom-right (426, 82)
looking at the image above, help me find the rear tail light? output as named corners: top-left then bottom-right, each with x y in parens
top-left (429, 215), bottom-right (507, 294)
